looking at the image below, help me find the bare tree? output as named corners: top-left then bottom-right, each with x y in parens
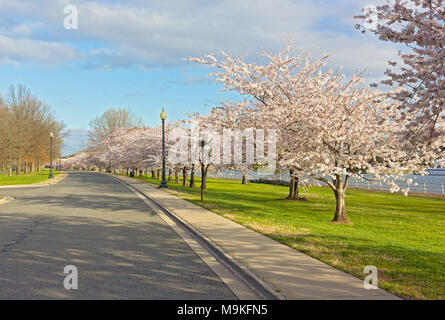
top-left (88, 108), bottom-right (143, 147)
top-left (0, 84), bottom-right (64, 175)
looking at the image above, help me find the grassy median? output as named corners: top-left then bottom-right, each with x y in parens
top-left (0, 169), bottom-right (60, 186)
top-left (130, 174), bottom-right (445, 300)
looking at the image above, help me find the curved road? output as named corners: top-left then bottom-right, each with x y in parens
top-left (0, 172), bottom-right (236, 299)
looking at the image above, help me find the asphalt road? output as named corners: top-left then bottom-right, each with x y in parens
top-left (0, 171), bottom-right (236, 299)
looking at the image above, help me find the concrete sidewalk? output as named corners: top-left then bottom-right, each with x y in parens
top-left (115, 175), bottom-right (400, 300)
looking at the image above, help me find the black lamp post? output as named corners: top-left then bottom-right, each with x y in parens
top-left (200, 139), bottom-right (205, 202)
top-left (48, 132), bottom-right (54, 179)
top-left (160, 108), bottom-right (168, 188)
top-left (199, 134), bottom-right (213, 202)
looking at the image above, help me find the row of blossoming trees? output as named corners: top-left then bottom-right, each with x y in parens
top-left (66, 0), bottom-right (445, 224)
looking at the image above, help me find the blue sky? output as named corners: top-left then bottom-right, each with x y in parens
top-left (0, 0), bottom-right (396, 155)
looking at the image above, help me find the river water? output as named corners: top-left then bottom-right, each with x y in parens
top-left (209, 170), bottom-right (445, 195)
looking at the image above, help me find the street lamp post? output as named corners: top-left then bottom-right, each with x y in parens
top-left (160, 108), bottom-right (168, 188)
top-left (49, 132), bottom-right (54, 179)
top-left (200, 139), bottom-right (205, 202)
top-left (199, 134), bottom-right (213, 202)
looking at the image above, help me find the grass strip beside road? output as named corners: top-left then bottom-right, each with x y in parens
top-left (0, 169), bottom-right (60, 186)
top-left (127, 174), bottom-right (445, 300)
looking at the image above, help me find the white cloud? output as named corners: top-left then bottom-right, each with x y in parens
top-left (0, 57), bottom-right (21, 68)
top-left (0, 34), bottom-right (81, 65)
top-left (0, 0), bottom-right (400, 79)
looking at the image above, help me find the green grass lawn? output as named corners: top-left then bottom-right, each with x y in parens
top-left (0, 169), bottom-right (60, 186)
top-left (130, 174), bottom-right (444, 300)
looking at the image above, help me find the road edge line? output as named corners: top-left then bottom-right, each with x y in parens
top-left (112, 175), bottom-right (287, 300)
top-left (124, 182), bottom-right (261, 300)
top-left (0, 197), bottom-right (14, 205)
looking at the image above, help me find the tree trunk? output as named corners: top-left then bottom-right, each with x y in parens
top-left (151, 170), bottom-right (155, 179)
top-left (332, 190), bottom-right (350, 223)
top-left (331, 175), bottom-right (352, 224)
top-left (182, 167), bottom-right (188, 186)
top-left (200, 163), bottom-right (208, 191)
top-left (200, 164), bottom-right (209, 202)
top-left (156, 169), bottom-right (160, 180)
top-left (175, 169), bottom-right (179, 184)
top-left (287, 170), bottom-right (300, 200)
top-left (168, 169), bottom-right (173, 182)
top-left (189, 164), bottom-right (196, 187)
top-left (8, 144), bottom-right (12, 176)
top-left (16, 158), bottom-right (20, 175)
top-left (8, 156), bottom-right (12, 176)
top-left (242, 173), bottom-right (248, 184)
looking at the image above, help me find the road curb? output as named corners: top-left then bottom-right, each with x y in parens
top-left (112, 175), bottom-right (287, 300)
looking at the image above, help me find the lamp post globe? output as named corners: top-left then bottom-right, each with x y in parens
top-left (160, 108), bottom-right (168, 188)
top-left (48, 132), bottom-right (55, 179)
top-left (160, 108), bottom-right (167, 121)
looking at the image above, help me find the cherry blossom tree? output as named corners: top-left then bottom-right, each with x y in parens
top-left (296, 75), bottom-right (413, 224)
top-left (189, 43), bottom-right (436, 223)
top-left (185, 100), bottom-right (277, 194)
top-left (67, 125), bottom-right (168, 177)
top-left (188, 43), bottom-right (328, 200)
top-left (355, 0), bottom-right (445, 142)
top-left (184, 113), bottom-right (217, 196)
top-left (167, 121), bottom-right (194, 185)
top-left (203, 101), bottom-right (254, 184)
top-left (65, 151), bottom-right (95, 170)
